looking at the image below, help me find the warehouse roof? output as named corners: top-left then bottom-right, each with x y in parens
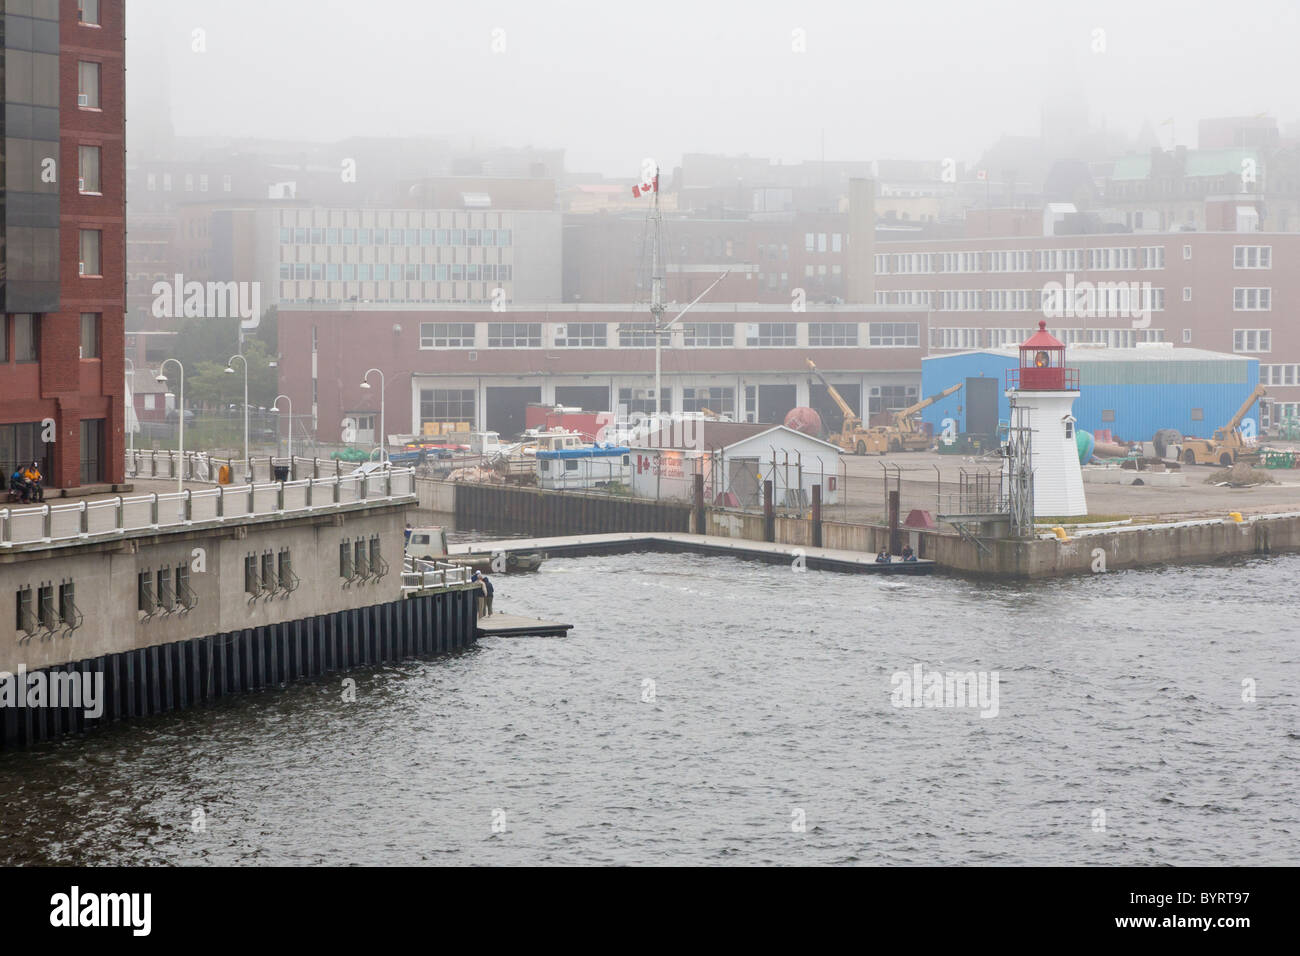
top-left (922, 343), bottom-right (1250, 364)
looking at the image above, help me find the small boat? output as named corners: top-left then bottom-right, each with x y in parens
top-left (450, 551), bottom-right (545, 573)
top-left (405, 526), bottom-right (544, 573)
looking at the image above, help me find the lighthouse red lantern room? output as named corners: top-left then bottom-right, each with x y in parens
top-left (1008, 321), bottom-right (1080, 391)
top-left (1006, 321), bottom-right (1088, 517)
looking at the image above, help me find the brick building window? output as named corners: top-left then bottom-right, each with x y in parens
top-left (486, 323), bottom-right (540, 348)
top-left (868, 322), bottom-right (920, 347)
top-left (79, 230), bottom-right (102, 276)
top-left (79, 146), bottom-right (101, 194)
top-left (14, 315), bottom-right (38, 363)
top-left (80, 313), bottom-right (100, 359)
top-left (78, 0), bottom-right (100, 25)
top-left (555, 323), bottom-right (607, 348)
top-left (745, 323), bottom-right (796, 347)
top-left (77, 62), bottom-right (100, 109)
top-left (808, 323), bottom-right (858, 347)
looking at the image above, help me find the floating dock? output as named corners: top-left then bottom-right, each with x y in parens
top-left (477, 614), bottom-right (573, 638)
top-left (450, 532), bottom-right (935, 575)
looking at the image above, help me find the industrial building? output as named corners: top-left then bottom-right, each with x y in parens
top-left (919, 343), bottom-right (1261, 444)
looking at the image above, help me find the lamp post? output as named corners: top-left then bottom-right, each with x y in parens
top-left (360, 368), bottom-right (386, 462)
top-left (124, 357), bottom-right (135, 467)
top-left (226, 353), bottom-right (250, 480)
top-left (273, 394), bottom-right (293, 462)
top-left (157, 358), bottom-right (184, 493)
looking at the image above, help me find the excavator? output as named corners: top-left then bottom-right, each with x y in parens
top-left (1179, 384), bottom-right (1267, 466)
top-left (805, 360), bottom-right (889, 454)
top-left (881, 382), bottom-right (964, 452)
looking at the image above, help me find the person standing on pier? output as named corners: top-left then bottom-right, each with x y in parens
top-left (482, 575), bottom-right (494, 617)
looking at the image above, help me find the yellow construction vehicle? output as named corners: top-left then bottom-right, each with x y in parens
top-left (1180, 384), bottom-right (1267, 466)
top-left (873, 382), bottom-right (964, 452)
top-left (806, 360), bottom-right (889, 454)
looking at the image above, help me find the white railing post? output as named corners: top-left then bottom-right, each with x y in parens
top-left (115, 496), bottom-right (124, 533)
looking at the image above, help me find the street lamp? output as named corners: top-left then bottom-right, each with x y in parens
top-left (156, 358), bottom-right (185, 493)
top-left (359, 368), bottom-right (386, 462)
top-left (226, 353), bottom-right (250, 480)
top-left (272, 394), bottom-right (293, 462)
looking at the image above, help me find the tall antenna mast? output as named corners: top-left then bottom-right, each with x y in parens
top-left (650, 166), bottom-right (667, 417)
top-left (641, 165), bottom-right (727, 420)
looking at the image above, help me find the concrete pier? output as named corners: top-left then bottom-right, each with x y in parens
top-left (451, 533), bottom-right (935, 574)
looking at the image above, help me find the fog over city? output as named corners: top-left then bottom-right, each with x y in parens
top-left (3, 0), bottom-right (1299, 893)
top-left (126, 0), bottom-right (1300, 173)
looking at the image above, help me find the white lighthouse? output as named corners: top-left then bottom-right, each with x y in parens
top-left (1008, 321), bottom-right (1087, 517)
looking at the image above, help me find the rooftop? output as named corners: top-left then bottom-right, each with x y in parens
top-left (923, 343), bottom-right (1253, 364)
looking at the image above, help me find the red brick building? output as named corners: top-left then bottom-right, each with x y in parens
top-left (278, 303), bottom-right (928, 441)
top-left (1, 0), bottom-right (125, 490)
top-left (875, 227), bottom-right (1300, 426)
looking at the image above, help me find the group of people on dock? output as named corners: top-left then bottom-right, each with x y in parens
top-left (470, 569), bottom-right (494, 618)
top-left (7, 461), bottom-right (44, 503)
top-left (875, 545), bottom-right (918, 564)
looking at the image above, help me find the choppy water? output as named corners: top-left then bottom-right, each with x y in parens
top-left (1, 547), bottom-right (1297, 865)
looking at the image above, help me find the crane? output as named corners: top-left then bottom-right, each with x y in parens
top-left (805, 360), bottom-right (888, 454)
top-left (1180, 384), bottom-right (1267, 466)
top-left (875, 382), bottom-right (964, 451)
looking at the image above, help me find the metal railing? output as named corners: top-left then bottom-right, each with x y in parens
top-left (127, 450), bottom-right (399, 484)
top-left (401, 559), bottom-right (471, 592)
top-left (0, 468), bottom-right (417, 549)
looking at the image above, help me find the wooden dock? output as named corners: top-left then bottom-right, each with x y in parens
top-left (450, 532), bottom-right (936, 575)
top-left (476, 614), bottom-right (573, 638)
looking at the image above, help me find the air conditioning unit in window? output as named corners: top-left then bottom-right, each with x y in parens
top-left (554, 325), bottom-right (566, 339)
top-left (78, 94), bottom-right (89, 107)
top-left (78, 178), bottom-right (86, 192)
top-left (79, 261), bottom-right (86, 276)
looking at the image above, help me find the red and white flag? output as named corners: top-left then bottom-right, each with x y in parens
top-left (976, 169), bottom-right (988, 181)
top-left (633, 175), bottom-right (659, 198)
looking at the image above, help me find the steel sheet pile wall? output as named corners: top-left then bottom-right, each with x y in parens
top-left (1, 589), bottom-right (476, 750)
top-left (453, 482), bottom-right (691, 535)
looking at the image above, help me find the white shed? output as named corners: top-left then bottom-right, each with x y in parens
top-left (629, 423), bottom-right (841, 508)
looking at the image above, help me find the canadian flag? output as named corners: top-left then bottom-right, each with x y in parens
top-left (976, 169), bottom-right (988, 181)
top-left (633, 175), bottom-right (659, 198)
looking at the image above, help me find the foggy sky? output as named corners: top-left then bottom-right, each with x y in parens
top-left (126, 0), bottom-right (1300, 176)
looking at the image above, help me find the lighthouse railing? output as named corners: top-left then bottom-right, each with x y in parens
top-left (1006, 367), bottom-right (1079, 391)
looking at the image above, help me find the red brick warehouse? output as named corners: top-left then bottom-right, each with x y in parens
top-left (0, 0), bottom-right (125, 491)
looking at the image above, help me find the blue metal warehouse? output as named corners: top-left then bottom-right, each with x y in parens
top-left (920, 344), bottom-right (1261, 443)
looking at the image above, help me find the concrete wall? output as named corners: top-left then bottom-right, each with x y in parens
top-left (416, 477), bottom-right (455, 513)
top-left (708, 505), bottom-right (1300, 578)
top-left (0, 503), bottom-right (408, 674)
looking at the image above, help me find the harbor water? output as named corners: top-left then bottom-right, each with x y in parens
top-left (1, 541), bottom-right (1297, 865)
